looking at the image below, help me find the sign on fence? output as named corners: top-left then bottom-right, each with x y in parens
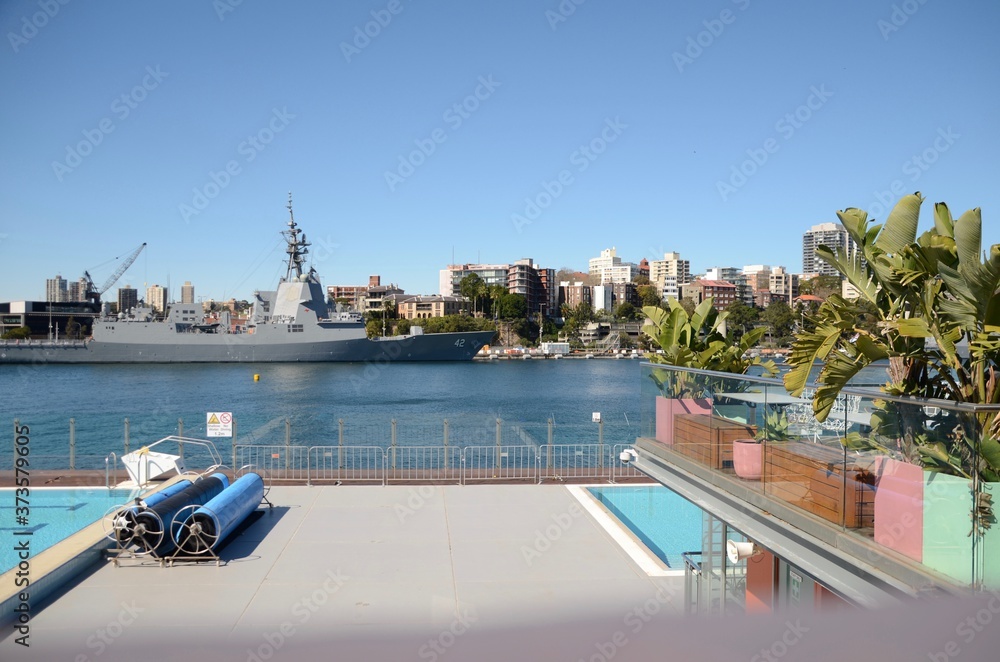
top-left (206, 411), bottom-right (233, 437)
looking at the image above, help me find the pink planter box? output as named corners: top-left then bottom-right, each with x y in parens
top-left (655, 396), bottom-right (711, 445)
top-left (873, 457), bottom-right (923, 562)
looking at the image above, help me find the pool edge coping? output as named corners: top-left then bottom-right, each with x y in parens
top-left (566, 484), bottom-right (685, 578)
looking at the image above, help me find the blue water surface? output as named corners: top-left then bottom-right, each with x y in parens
top-left (588, 485), bottom-right (703, 568)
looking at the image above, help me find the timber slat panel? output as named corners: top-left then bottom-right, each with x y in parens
top-left (673, 414), bottom-right (755, 470)
top-left (765, 441), bottom-right (874, 528)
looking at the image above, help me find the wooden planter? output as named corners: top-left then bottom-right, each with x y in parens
top-left (655, 396), bottom-right (711, 446)
top-left (672, 413), bottom-right (755, 470)
top-left (765, 441), bottom-right (875, 529)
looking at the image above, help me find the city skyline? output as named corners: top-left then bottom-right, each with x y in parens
top-left (2, 1), bottom-right (998, 301)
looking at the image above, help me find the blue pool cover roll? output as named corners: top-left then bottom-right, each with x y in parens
top-left (113, 479), bottom-right (193, 544)
top-left (175, 473), bottom-right (264, 554)
top-left (134, 473), bottom-right (229, 554)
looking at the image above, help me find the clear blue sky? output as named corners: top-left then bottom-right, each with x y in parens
top-left (2, 0), bottom-right (998, 302)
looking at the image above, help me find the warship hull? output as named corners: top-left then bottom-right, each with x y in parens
top-left (0, 330), bottom-right (495, 364)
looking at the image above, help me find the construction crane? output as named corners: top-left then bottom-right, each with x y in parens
top-left (83, 242), bottom-right (146, 305)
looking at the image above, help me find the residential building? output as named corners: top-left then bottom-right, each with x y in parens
top-left (649, 252), bottom-right (691, 293)
top-left (742, 265), bottom-right (772, 294)
top-left (364, 283), bottom-right (405, 313)
top-left (328, 276), bottom-right (381, 310)
top-left (439, 263), bottom-right (510, 297)
top-left (803, 222), bottom-right (856, 278)
top-left (508, 259), bottom-right (555, 318)
top-left (559, 281), bottom-right (591, 311)
top-left (588, 248), bottom-right (637, 284)
top-left (146, 285), bottom-right (168, 314)
top-left (706, 267), bottom-right (753, 307)
top-left (181, 281), bottom-right (195, 304)
top-left (536, 268), bottom-right (558, 319)
top-left (681, 280), bottom-right (737, 310)
top-left (769, 266), bottom-right (799, 304)
top-left (396, 295), bottom-right (467, 320)
top-left (592, 285), bottom-right (614, 312)
top-left (117, 285), bottom-right (138, 313)
top-left (45, 275), bottom-right (68, 303)
top-left (660, 276), bottom-right (682, 302)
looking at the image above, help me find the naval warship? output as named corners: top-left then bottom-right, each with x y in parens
top-left (0, 200), bottom-right (495, 364)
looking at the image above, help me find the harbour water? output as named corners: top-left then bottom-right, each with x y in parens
top-left (1, 359), bottom-right (644, 468)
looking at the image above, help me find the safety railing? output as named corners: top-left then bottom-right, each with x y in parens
top-left (538, 444), bottom-right (607, 483)
top-left (385, 446), bottom-right (463, 484)
top-left (307, 446), bottom-right (385, 485)
top-left (462, 445), bottom-right (537, 483)
top-left (234, 444), bottom-right (309, 484)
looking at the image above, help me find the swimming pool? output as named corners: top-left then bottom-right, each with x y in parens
top-left (587, 485), bottom-right (703, 568)
top-left (0, 487), bottom-right (141, 574)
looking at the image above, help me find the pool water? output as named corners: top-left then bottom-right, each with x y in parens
top-left (0, 487), bottom-right (141, 574)
top-left (587, 485), bottom-right (703, 568)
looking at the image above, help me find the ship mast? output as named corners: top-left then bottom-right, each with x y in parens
top-left (283, 192), bottom-right (310, 281)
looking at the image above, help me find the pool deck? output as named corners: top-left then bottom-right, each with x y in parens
top-left (3, 484), bottom-right (998, 661)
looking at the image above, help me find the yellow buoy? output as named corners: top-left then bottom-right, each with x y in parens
top-left (253, 374), bottom-right (260, 382)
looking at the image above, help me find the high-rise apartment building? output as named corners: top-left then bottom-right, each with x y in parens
top-left (439, 264), bottom-right (511, 297)
top-left (181, 281), bottom-right (195, 304)
top-left (146, 285), bottom-right (168, 314)
top-left (588, 248), bottom-right (637, 284)
top-left (46, 275), bottom-right (68, 302)
top-left (803, 223), bottom-right (856, 277)
top-left (649, 252), bottom-right (691, 293)
top-left (118, 285), bottom-right (138, 313)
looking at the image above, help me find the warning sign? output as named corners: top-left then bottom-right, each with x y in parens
top-left (207, 412), bottom-right (233, 438)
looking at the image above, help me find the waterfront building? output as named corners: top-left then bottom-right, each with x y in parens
top-left (181, 281), bottom-right (195, 304)
top-left (364, 283), bottom-right (405, 313)
top-left (396, 295), bottom-right (467, 320)
top-left (803, 222), bottom-right (856, 278)
top-left (145, 284), bottom-right (168, 314)
top-left (705, 267), bottom-right (753, 307)
top-left (769, 266), bottom-right (799, 304)
top-left (439, 263), bottom-right (510, 297)
top-left (649, 252), bottom-right (691, 293)
top-left (558, 281), bottom-right (591, 311)
top-left (508, 259), bottom-right (557, 318)
top-left (681, 279), bottom-right (737, 310)
top-left (45, 274), bottom-right (68, 302)
top-left (328, 275), bottom-right (381, 310)
top-left (592, 284), bottom-right (614, 312)
top-left (588, 248), bottom-right (637, 284)
top-left (117, 285), bottom-right (138, 313)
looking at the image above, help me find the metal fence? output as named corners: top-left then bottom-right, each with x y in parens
top-left (225, 443), bottom-right (651, 486)
top-left (234, 444), bottom-right (309, 484)
top-left (307, 445), bottom-right (385, 485)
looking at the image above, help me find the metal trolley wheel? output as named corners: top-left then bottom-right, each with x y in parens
top-left (171, 503), bottom-right (220, 556)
